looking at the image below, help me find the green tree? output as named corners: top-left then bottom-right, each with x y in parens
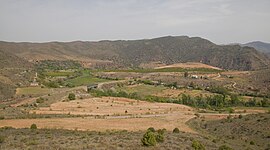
top-left (184, 71), bottom-right (189, 78)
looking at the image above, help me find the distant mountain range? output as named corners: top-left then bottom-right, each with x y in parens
top-left (0, 36), bottom-right (269, 71)
top-left (242, 41), bottom-right (270, 56)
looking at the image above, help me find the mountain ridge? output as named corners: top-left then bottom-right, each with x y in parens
top-left (0, 36), bottom-right (269, 71)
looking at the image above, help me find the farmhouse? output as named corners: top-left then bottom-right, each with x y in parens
top-left (191, 75), bottom-right (198, 79)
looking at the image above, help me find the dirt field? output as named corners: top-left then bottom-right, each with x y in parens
top-left (154, 89), bottom-right (215, 98)
top-left (0, 97), bottom-right (196, 133)
top-left (155, 62), bottom-right (222, 70)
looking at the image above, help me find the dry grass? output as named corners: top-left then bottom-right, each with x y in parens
top-left (1, 97), bottom-right (196, 133)
top-left (155, 62), bottom-right (222, 70)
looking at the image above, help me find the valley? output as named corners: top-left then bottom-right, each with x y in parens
top-left (0, 37), bottom-right (269, 150)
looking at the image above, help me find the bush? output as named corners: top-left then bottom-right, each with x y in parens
top-left (141, 131), bottom-right (157, 146)
top-left (218, 145), bottom-right (233, 150)
top-left (147, 127), bottom-right (155, 132)
top-left (36, 97), bottom-right (44, 103)
top-left (238, 114), bottom-right (243, 119)
top-left (30, 124), bottom-right (37, 129)
top-left (250, 141), bottom-right (255, 145)
top-left (173, 128), bottom-right (180, 133)
top-left (192, 140), bottom-right (205, 150)
top-left (0, 136), bottom-right (5, 143)
top-left (68, 93), bottom-right (76, 100)
top-left (155, 132), bottom-right (164, 143)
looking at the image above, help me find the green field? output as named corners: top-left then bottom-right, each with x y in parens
top-left (116, 84), bottom-right (167, 96)
top-left (64, 70), bottom-right (110, 86)
top-left (16, 87), bottom-right (52, 95)
top-left (66, 76), bottom-right (109, 86)
top-left (44, 71), bottom-right (75, 77)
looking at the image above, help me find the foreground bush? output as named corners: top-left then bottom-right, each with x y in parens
top-left (192, 140), bottom-right (205, 150)
top-left (218, 145), bottom-right (234, 150)
top-left (142, 128), bottom-right (166, 146)
top-left (0, 136), bottom-right (5, 143)
top-left (30, 124), bottom-right (37, 129)
top-left (141, 131), bottom-right (157, 146)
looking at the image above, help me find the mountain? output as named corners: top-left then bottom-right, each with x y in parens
top-left (0, 36), bottom-right (269, 70)
top-left (0, 49), bottom-right (32, 69)
top-left (243, 41), bottom-right (270, 56)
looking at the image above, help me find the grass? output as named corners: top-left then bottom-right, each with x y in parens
top-left (44, 71), bottom-right (75, 77)
top-left (116, 84), bottom-right (166, 96)
top-left (16, 87), bottom-right (51, 95)
top-left (65, 72), bottom-right (110, 86)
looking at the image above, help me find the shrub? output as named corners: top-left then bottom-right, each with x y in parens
top-left (250, 141), bottom-right (255, 145)
top-left (192, 140), bottom-right (205, 150)
top-left (0, 136), bottom-right (5, 143)
top-left (0, 116), bottom-right (4, 120)
top-left (155, 132), bottom-right (164, 143)
top-left (238, 114), bottom-right (243, 119)
top-left (157, 128), bottom-right (166, 135)
top-left (36, 97), bottom-right (44, 103)
top-left (141, 131), bottom-right (157, 146)
top-left (68, 93), bottom-right (76, 100)
top-left (30, 124), bottom-right (37, 129)
top-left (218, 145), bottom-right (233, 150)
top-left (147, 127), bottom-right (155, 132)
top-left (173, 128), bottom-right (180, 133)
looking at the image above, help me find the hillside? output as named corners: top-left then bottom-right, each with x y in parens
top-left (0, 49), bottom-right (32, 69)
top-left (0, 50), bottom-right (33, 100)
top-left (243, 41), bottom-right (270, 56)
top-left (0, 36), bottom-right (269, 70)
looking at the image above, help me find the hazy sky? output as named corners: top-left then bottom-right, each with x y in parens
top-left (0, 0), bottom-right (269, 44)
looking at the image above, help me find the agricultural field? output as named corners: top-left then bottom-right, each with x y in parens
top-left (0, 61), bottom-right (269, 149)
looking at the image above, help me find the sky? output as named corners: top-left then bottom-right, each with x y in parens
top-left (0, 0), bottom-right (270, 44)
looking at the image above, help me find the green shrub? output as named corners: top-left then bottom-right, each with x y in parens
top-left (192, 140), bottom-right (205, 150)
top-left (173, 128), bottom-right (180, 133)
top-left (238, 114), bottom-right (243, 119)
top-left (0, 136), bottom-right (5, 143)
top-left (147, 127), bottom-right (155, 132)
top-left (141, 131), bottom-right (157, 146)
top-left (155, 132), bottom-right (164, 143)
top-left (36, 97), bottom-right (44, 103)
top-left (250, 141), bottom-right (255, 145)
top-left (218, 145), bottom-right (233, 150)
top-left (0, 116), bottom-right (4, 120)
top-left (157, 128), bottom-right (166, 135)
top-left (68, 93), bottom-right (76, 100)
top-left (30, 124), bottom-right (37, 129)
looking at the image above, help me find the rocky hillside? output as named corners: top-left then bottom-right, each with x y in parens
top-left (0, 50), bottom-right (33, 100)
top-left (0, 36), bottom-right (269, 70)
top-left (243, 41), bottom-right (270, 57)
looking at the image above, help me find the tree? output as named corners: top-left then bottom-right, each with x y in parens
top-left (141, 131), bottom-right (157, 146)
top-left (68, 93), bottom-right (76, 100)
top-left (184, 71), bottom-right (189, 78)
